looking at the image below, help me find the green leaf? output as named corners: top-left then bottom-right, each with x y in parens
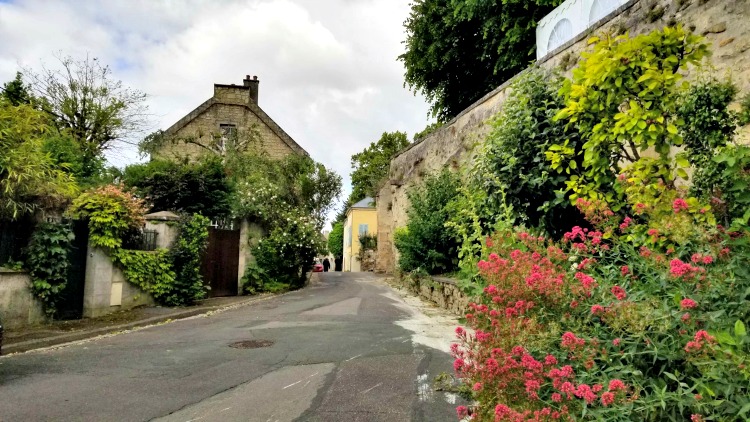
top-left (735, 320), bottom-right (747, 337)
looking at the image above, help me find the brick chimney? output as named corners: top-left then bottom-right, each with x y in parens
top-left (243, 75), bottom-right (259, 104)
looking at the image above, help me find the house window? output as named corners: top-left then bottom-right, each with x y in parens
top-left (218, 124), bottom-right (237, 153)
top-left (358, 224), bottom-right (369, 237)
top-left (347, 226), bottom-right (352, 246)
top-left (219, 124), bottom-right (237, 138)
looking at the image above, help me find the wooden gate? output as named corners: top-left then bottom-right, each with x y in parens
top-left (201, 227), bottom-right (240, 297)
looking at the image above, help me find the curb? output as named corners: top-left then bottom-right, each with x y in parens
top-left (2, 294), bottom-right (274, 356)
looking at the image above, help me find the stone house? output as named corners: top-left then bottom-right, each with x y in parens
top-left (155, 75), bottom-right (308, 160)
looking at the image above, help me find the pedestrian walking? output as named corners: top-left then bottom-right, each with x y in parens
top-left (323, 258), bottom-right (331, 272)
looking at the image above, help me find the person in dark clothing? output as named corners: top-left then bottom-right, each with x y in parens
top-left (322, 258), bottom-right (331, 272)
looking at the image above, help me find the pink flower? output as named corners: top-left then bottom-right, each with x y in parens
top-left (702, 256), bottom-right (713, 265)
top-left (551, 392), bottom-right (562, 402)
top-left (613, 338), bottom-right (621, 346)
top-left (673, 198), bottom-right (689, 213)
top-left (681, 313), bottom-right (691, 322)
top-left (620, 265), bottom-right (629, 275)
top-left (619, 216), bottom-right (632, 232)
top-left (561, 332), bottom-right (586, 350)
top-left (472, 382), bottom-right (482, 391)
top-left (648, 228), bottom-right (659, 237)
top-left (591, 304), bottom-right (605, 316)
top-left (485, 237), bottom-right (493, 247)
top-left (691, 414), bottom-right (704, 422)
top-left (681, 298), bottom-right (697, 309)
top-left (574, 383), bottom-right (597, 404)
top-left (456, 406), bottom-right (468, 418)
top-left (544, 354), bottom-right (558, 366)
top-left (601, 391), bottom-right (615, 406)
top-left (611, 286), bottom-right (627, 301)
top-left (453, 358), bottom-right (465, 371)
top-left (608, 379), bottom-right (626, 392)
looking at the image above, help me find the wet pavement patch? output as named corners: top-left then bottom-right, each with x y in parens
top-left (229, 339), bottom-right (274, 349)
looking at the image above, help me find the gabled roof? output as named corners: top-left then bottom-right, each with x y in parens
top-left (350, 197), bottom-right (375, 210)
top-left (163, 96), bottom-right (308, 156)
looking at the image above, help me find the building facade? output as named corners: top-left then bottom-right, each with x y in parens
top-left (343, 198), bottom-right (377, 272)
top-left (156, 75), bottom-right (307, 160)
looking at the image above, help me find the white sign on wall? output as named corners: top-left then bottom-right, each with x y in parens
top-left (536, 0), bottom-right (627, 59)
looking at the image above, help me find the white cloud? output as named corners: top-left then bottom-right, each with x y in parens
top-left (0, 0), bottom-right (433, 222)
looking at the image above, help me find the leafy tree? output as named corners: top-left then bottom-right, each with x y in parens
top-left (549, 27), bottom-right (709, 207)
top-left (23, 55), bottom-right (149, 178)
top-left (350, 131), bottom-right (410, 202)
top-left (328, 221), bottom-right (344, 259)
top-left (0, 100), bottom-right (78, 219)
top-left (233, 153), bottom-right (342, 230)
top-left (400, 0), bottom-right (561, 121)
top-left (122, 158), bottom-right (234, 220)
top-left (1, 72), bottom-right (34, 106)
top-left (395, 169), bottom-right (460, 274)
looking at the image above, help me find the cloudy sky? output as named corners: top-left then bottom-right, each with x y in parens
top-left (0, 0), bottom-right (433, 211)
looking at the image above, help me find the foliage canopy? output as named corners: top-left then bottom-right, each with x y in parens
top-left (400, 0), bottom-right (561, 121)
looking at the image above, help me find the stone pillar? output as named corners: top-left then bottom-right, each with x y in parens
top-left (237, 219), bottom-right (264, 292)
top-left (82, 246), bottom-right (115, 318)
top-left (144, 211), bottom-right (181, 249)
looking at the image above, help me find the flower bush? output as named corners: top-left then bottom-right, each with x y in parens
top-left (452, 195), bottom-right (750, 421)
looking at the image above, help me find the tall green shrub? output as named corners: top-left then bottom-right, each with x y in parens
top-left (25, 222), bottom-right (74, 316)
top-left (395, 170), bottom-right (460, 274)
top-left (166, 214), bottom-right (210, 305)
top-left (328, 221), bottom-right (344, 259)
top-left (476, 68), bottom-right (585, 237)
top-left (549, 27), bottom-right (709, 207)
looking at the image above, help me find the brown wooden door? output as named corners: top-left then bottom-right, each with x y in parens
top-left (201, 228), bottom-right (240, 297)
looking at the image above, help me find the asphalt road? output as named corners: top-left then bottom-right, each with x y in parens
top-left (0, 272), bottom-right (463, 422)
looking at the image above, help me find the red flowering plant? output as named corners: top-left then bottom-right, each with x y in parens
top-left (452, 212), bottom-right (750, 420)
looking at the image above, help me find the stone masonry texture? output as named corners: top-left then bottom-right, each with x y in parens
top-left (376, 0), bottom-right (750, 273)
top-left (156, 79), bottom-right (307, 160)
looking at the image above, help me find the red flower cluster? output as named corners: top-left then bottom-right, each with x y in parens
top-left (684, 330), bottom-right (716, 353)
top-left (673, 198), bottom-right (689, 213)
top-left (669, 259), bottom-right (706, 280)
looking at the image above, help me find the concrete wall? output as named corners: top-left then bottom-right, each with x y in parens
top-left (0, 270), bottom-right (46, 329)
top-left (377, 0), bottom-right (750, 274)
top-left (83, 247), bottom-right (155, 318)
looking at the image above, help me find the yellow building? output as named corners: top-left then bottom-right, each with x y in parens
top-left (343, 197), bottom-right (377, 272)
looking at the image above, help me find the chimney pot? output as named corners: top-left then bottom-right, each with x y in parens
top-left (245, 75), bottom-right (259, 104)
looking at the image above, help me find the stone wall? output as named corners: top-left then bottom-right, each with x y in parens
top-left (160, 102), bottom-right (297, 160)
top-left (0, 270), bottom-right (46, 329)
top-left (377, 0), bottom-right (750, 274)
top-left (395, 274), bottom-right (470, 316)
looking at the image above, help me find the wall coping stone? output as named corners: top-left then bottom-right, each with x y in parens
top-left (0, 268), bottom-right (28, 275)
top-left (145, 210), bottom-right (181, 221)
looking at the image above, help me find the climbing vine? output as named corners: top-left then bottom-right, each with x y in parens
top-left (67, 185), bottom-right (210, 306)
top-left (25, 222), bottom-right (74, 316)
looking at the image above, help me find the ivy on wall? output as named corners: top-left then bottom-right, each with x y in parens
top-left (25, 222), bottom-right (74, 316)
top-left (67, 185), bottom-right (210, 306)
